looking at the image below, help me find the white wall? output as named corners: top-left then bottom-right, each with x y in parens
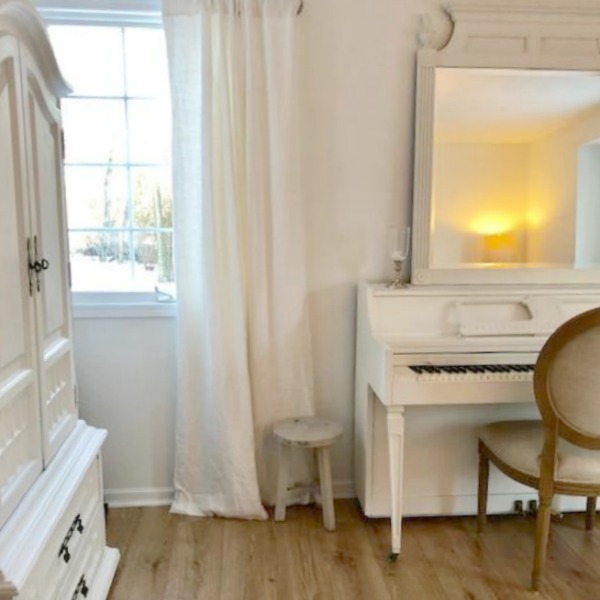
top-left (576, 143), bottom-right (600, 266)
top-left (528, 105), bottom-right (600, 264)
top-left (74, 0), bottom-right (459, 504)
top-left (74, 316), bottom-right (177, 506)
top-left (298, 0), bottom-right (450, 486)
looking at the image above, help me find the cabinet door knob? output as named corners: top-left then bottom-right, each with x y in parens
top-left (27, 235), bottom-right (49, 291)
top-left (29, 259), bottom-right (49, 273)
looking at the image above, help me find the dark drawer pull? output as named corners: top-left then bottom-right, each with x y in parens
top-left (71, 575), bottom-right (89, 599)
top-left (75, 514), bottom-right (85, 533)
top-left (58, 542), bottom-right (70, 563)
top-left (58, 513), bottom-right (85, 563)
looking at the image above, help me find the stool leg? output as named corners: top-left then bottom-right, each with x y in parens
top-left (275, 443), bottom-right (289, 522)
top-left (317, 446), bottom-right (335, 531)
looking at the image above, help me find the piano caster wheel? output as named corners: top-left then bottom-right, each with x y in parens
top-left (387, 552), bottom-right (399, 562)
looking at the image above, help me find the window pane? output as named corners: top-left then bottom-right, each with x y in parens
top-left (62, 99), bottom-right (127, 163)
top-left (131, 168), bottom-right (172, 228)
top-left (128, 99), bottom-right (171, 164)
top-left (49, 26), bottom-right (124, 97)
top-left (125, 28), bottom-right (169, 97)
top-left (70, 231), bottom-right (175, 291)
top-left (52, 24), bottom-right (173, 294)
top-left (65, 166), bottom-right (128, 229)
top-left (134, 231), bottom-right (175, 285)
top-left (69, 231), bottom-right (133, 291)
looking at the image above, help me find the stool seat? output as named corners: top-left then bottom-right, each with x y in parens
top-left (273, 416), bottom-right (342, 531)
top-left (273, 416), bottom-right (343, 448)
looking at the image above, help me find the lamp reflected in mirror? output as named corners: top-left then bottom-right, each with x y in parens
top-left (482, 231), bottom-right (519, 263)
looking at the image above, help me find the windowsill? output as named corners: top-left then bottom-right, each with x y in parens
top-left (71, 291), bottom-right (176, 319)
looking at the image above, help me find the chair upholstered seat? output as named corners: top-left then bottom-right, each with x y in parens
top-left (479, 420), bottom-right (600, 485)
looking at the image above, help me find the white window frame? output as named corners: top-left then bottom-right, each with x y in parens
top-left (39, 1), bottom-right (175, 318)
top-left (36, 1), bottom-right (162, 27)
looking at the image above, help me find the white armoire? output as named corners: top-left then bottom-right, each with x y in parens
top-left (0, 1), bottom-right (119, 598)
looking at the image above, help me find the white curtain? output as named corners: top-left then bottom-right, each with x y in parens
top-left (163, 0), bottom-right (314, 519)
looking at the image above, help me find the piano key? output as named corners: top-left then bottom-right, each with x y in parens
top-left (407, 364), bottom-right (536, 379)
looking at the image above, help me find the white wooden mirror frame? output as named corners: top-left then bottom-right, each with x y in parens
top-left (411, 0), bottom-right (600, 286)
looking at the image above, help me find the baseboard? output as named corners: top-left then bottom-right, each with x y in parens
top-left (403, 492), bottom-right (539, 517)
top-left (333, 479), bottom-right (356, 499)
top-left (106, 482), bottom-right (594, 516)
top-left (368, 491), bottom-right (585, 517)
top-left (104, 487), bottom-right (174, 508)
top-left (104, 481), bottom-right (356, 509)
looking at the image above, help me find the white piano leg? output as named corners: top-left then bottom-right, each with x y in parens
top-left (387, 406), bottom-right (405, 560)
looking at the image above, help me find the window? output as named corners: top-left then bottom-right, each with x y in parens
top-left (48, 24), bottom-right (173, 294)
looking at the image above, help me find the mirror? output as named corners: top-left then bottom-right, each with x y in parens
top-left (432, 67), bottom-right (600, 270)
top-left (410, 1), bottom-right (600, 286)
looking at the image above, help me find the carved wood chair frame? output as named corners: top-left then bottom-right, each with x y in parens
top-left (478, 307), bottom-right (600, 590)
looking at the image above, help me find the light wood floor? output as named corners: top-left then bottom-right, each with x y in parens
top-left (106, 500), bottom-right (600, 599)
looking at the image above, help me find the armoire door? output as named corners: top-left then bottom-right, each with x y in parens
top-left (19, 42), bottom-right (77, 466)
top-left (0, 34), bottom-right (43, 528)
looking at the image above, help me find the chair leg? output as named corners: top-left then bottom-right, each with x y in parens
top-left (586, 496), bottom-right (597, 531)
top-left (532, 494), bottom-right (553, 591)
top-left (477, 442), bottom-right (489, 533)
top-left (274, 443), bottom-right (289, 522)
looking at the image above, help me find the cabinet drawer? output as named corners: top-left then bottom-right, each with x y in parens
top-left (42, 457), bottom-right (101, 596)
top-left (57, 505), bottom-right (107, 600)
top-left (17, 457), bottom-right (102, 600)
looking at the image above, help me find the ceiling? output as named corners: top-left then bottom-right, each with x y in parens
top-left (435, 68), bottom-right (600, 144)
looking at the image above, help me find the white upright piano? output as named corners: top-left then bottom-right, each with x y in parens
top-left (355, 283), bottom-right (600, 556)
top-left (356, 0), bottom-right (600, 557)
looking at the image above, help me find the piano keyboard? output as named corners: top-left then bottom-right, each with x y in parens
top-left (406, 363), bottom-right (535, 382)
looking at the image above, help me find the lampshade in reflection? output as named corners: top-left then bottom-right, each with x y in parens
top-left (482, 232), bottom-right (518, 263)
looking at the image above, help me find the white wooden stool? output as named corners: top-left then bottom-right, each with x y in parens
top-left (273, 416), bottom-right (343, 531)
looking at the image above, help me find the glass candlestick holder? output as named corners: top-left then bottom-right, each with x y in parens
top-left (387, 226), bottom-right (410, 289)
top-left (389, 257), bottom-right (406, 289)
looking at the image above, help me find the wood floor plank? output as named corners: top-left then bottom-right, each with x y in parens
top-left (104, 506), bottom-right (142, 595)
top-left (105, 501), bottom-right (600, 600)
top-left (535, 518), bottom-right (600, 599)
top-left (162, 515), bottom-right (224, 600)
top-left (108, 506), bottom-right (174, 600)
top-left (302, 501), bottom-right (392, 600)
top-left (414, 517), bottom-right (501, 600)
top-left (219, 516), bottom-right (279, 600)
top-left (367, 514), bottom-right (450, 599)
top-left (553, 513), bottom-right (600, 576)
top-left (271, 504), bottom-right (327, 600)
top-left (457, 516), bottom-right (539, 600)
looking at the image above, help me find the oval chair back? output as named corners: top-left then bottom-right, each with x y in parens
top-left (534, 307), bottom-right (600, 451)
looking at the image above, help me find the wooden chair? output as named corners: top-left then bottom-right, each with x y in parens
top-left (477, 307), bottom-right (600, 590)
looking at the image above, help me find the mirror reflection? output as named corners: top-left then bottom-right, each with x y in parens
top-left (431, 68), bottom-right (600, 271)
